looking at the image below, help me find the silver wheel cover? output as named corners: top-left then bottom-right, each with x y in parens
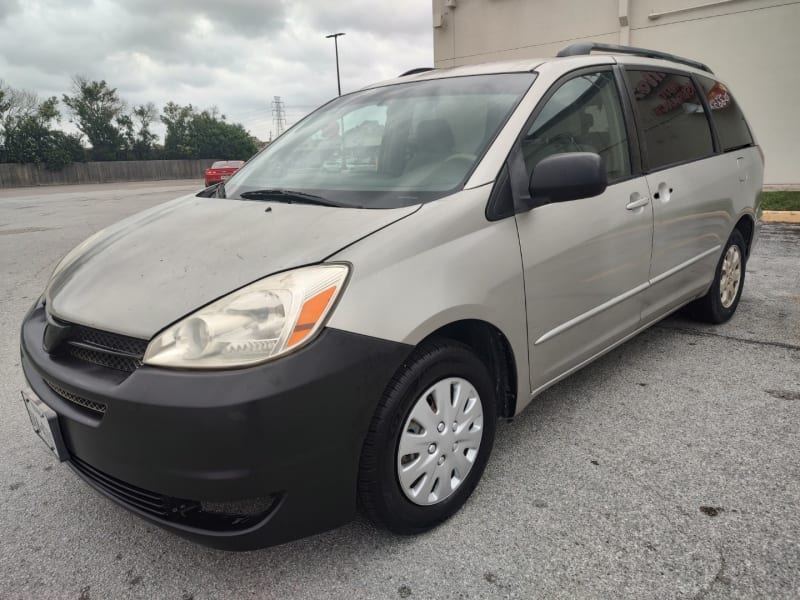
top-left (396, 377), bottom-right (484, 506)
top-left (720, 244), bottom-right (742, 308)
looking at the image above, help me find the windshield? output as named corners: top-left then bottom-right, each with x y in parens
top-left (223, 73), bottom-right (535, 208)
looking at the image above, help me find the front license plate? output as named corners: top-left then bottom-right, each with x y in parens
top-left (22, 389), bottom-right (66, 461)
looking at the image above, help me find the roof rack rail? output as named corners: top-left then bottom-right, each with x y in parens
top-left (400, 67), bottom-right (435, 77)
top-left (557, 42), bottom-right (713, 74)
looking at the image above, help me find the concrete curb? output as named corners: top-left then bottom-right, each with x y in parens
top-left (763, 211), bottom-right (800, 224)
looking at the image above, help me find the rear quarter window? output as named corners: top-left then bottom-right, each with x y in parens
top-left (696, 76), bottom-right (754, 151)
top-left (624, 70), bottom-right (714, 170)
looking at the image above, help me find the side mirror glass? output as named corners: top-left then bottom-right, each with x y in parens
top-left (528, 152), bottom-right (608, 204)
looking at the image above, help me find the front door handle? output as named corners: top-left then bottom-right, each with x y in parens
top-left (626, 196), bottom-right (650, 210)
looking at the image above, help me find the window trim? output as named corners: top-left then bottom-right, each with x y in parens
top-left (504, 65), bottom-right (641, 212)
top-left (694, 73), bottom-right (757, 154)
top-left (612, 64), bottom-right (643, 174)
top-left (689, 72), bottom-right (721, 154)
top-left (619, 65), bottom-right (718, 175)
top-left (485, 162), bottom-right (514, 222)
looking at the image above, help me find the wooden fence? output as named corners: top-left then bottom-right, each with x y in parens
top-left (0, 159), bottom-right (220, 188)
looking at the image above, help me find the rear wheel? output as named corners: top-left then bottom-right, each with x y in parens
top-left (358, 339), bottom-right (496, 533)
top-left (687, 229), bottom-right (746, 324)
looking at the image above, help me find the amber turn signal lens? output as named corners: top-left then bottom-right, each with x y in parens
top-left (287, 286), bottom-right (337, 347)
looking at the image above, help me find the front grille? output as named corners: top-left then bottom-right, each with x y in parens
top-left (68, 345), bottom-right (143, 372)
top-left (44, 379), bottom-right (107, 416)
top-left (70, 457), bottom-right (278, 532)
top-left (69, 325), bottom-right (148, 357)
top-left (45, 319), bottom-right (148, 373)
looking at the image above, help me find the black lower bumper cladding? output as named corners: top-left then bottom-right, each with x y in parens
top-left (69, 455), bottom-right (282, 532)
top-left (20, 303), bottom-right (411, 550)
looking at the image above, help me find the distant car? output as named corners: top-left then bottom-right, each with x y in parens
top-left (204, 160), bottom-right (245, 187)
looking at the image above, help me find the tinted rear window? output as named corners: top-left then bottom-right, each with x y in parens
top-left (696, 76), bottom-right (754, 152)
top-left (624, 70), bottom-right (713, 170)
top-left (212, 161), bottom-right (244, 168)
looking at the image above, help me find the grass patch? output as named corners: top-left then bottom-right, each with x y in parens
top-left (762, 191), bottom-right (800, 211)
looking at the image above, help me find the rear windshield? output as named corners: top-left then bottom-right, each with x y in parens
top-left (211, 161), bottom-right (245, 168)
top-left (222, 73), bottom-right (536, 208)
top-left (696, 76), bottom-right (754, 152)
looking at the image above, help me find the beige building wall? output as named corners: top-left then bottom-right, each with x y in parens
top-left (432, 0), bottom-right (800, 184)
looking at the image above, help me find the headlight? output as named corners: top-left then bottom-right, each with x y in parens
top-left (143, 264), bottom-right (349, 369)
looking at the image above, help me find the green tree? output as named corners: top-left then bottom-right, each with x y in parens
top-left (2, 92), bottom-right (84, 169)
top-left (0, 82), bottom-right (11, 131)
top-left (2, 115), bottom-right (49, 164)
top-left (161, 102), bottom-right (257, 160)
top-left (129, 102), bottom-right (159, 159)
top-left (0, 81), bottom-right (38, 124)
top-left (0, 81), bottom-right (14, 162)
top-left (161, 101), bottom-right (197, 158)
top-left (0, 80), bottom-right (39, 161)
top-left (62, 76), bottom-right (126, 161)
top-left (43, 130), bottom-right (86, 170)
top-left (188, 109), bottom-right (257, 159)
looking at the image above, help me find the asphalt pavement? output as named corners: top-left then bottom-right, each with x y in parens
top-left (1, 181), bottom-right (798, 599)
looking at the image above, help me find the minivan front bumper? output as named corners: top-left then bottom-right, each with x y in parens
top-left (20, 303), bottom-right (410, 550)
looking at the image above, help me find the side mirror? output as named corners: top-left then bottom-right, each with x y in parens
top-left (528, 152), bottom-right (607, 204)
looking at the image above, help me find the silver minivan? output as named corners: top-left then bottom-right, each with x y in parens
top-left (20, 43), bottom-right (763, 549)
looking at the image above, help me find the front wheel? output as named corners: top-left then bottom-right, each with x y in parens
top-left (687, 229), bottom-right (747, 324)
top-left (358, 339), bottom-right (496, 534)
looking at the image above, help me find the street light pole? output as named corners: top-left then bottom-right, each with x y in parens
top-left (325, 32), bottom-right (345, 96)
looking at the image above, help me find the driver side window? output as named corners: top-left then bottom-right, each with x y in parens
top-left (523, 71), bottom-right (631, 182)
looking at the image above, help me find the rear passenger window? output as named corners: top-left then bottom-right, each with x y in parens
top-left (696, 76), bottom-right (754, 152)
top-left (624, 70), bottom-right (713, 170)
top-left (522, 71), bottom-right (631, 181)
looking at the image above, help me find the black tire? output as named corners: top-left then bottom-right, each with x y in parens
top-left (687, 229), bottom-right (747, 324)
top-left (358, 338), bottom-right (497, 534)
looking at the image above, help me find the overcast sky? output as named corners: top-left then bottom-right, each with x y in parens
top-left (0, 0), bottom-right (433, 141)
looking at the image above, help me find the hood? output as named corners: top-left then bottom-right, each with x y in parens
top-left (47, 194), bottom-right (419, 339)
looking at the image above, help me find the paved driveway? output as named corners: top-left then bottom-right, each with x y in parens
top-left (1, 182), bottom-right (798, 599)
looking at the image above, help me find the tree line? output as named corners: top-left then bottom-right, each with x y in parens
top-left (0, 77), bottom-right (259, 170)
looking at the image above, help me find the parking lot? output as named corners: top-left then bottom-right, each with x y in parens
top-left (1, 181), bottom-right (798, 599)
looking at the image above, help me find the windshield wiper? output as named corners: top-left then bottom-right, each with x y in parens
top-left (238, 189), bottom-right (344, 207)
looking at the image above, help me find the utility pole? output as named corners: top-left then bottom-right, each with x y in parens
top-left (325, 32), bottom-right (345, 96)
top-left (271, 96), bottom-right (286, 138)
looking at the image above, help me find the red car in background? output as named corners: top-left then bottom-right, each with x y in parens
top-left (204, 160), bottom-right (245, 187)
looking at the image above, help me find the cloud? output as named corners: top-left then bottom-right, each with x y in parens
top-left (0, 0), bottom-right (432, 140)
top-left (305, 0), bottom-right (431, 37)
top-left (0, 0), bottom-right (20, 20)
top-left (117, 0), bottom-right (289, 38)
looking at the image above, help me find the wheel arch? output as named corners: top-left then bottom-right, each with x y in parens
top-left (419, 319), bottom-right (518, 420)
top-left (734, 213), bottom-right (755, 258)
